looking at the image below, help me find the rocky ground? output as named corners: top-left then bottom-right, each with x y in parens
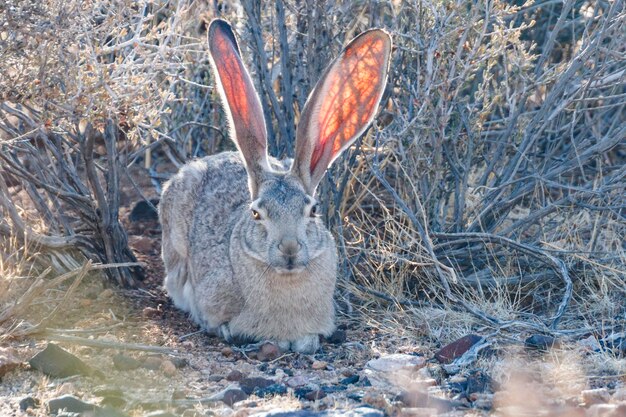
top-left (1, 188), bottom-right (625, 417)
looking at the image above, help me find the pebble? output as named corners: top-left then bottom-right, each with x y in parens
top-left (19, 396), bottom-right (39, 411)
top-left (221, 388), bottom-right (249, 406)
top-left (226, 369), bottom-right (244, 382)
top-left (525, 334), bottom-right (560, 350)
top-left (171, 357), bottom-right (188, 369)
top-left (160, 360), bottom-right (177, 376)
top-left (256, 343), bottom-right (280, 362)
top-left (239, 377), bottom-right (275, 395)
top-left (312, 360), bottom-right (327, 370)
top-left (221, 347), bottom-right (234, 357)
top-left (286, 375), bottom-right (308, 388)
top-left (340, 375), bottom-right (360, 385)
top-left (581, 388), bottom-right (610, 406)
top-left (434, 334), bottom-right (482, 364)
top-left (366, 354), bottom-right (426, 373)
top-left (48, 395), bottom-right (96, 414)
top-left (28, 343), bottom-right (93, 378)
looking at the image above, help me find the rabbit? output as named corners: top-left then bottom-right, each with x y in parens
top-left (159, 19), bottom-right (391, 353)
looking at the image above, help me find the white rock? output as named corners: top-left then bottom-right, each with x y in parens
top-left (366, 354), bottom-right (426, 373)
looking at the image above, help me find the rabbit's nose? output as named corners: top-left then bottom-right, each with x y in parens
top-left (278, 239), bottom-right (302, 256)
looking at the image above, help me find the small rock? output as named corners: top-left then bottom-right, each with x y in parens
top-left (112, 354), bottom-right (142, 371)
top-left (226, 370), bottom-right (244, 382)
top-left (254, 383), bottom-right (287, 398)
top-left (48, 395), bottom-right (97, 414)
top-left (325, 329), bottom-right (347, 344)
top-left (239, 377), bottom-right (275, 395)
top-left (29, 343), bottom-right (93, 378)
top-left (160, 360), bottom-right (177, 376)
top-left (80, 299), bottom-right (92, 307)
top-left (209, 375), bottom-right (225, 382)
top-left (221, 388), bottom-right (249, 406)
top-left (221, 347), bottom-right (234, 357)
top-left (129, 199), bottom-right (159, 222)
top-left (312, 361), bottom-right (327, 370)
top-left (0, 347), bottom-right (21, 379)
top-left (256, 342), bottom-right (280, 362)
top-left (142, 356), bottom-right (163, 370)
top-left (98, 288), bottom-right (114, 299)
top-left (19, 396), bottom-right (39, 411)
top-left (366, 354), bottom-right (425, 373)
top-left (340, 375), bottom-right (359, 385)
top-left (170, 357), bottom-right (188, 369)
top-left (525, 334), bottom-right (560, 351)
top-left (581, 388), bottom-right (610, 406)
top-left (142, 307), bottom-right (162, 319)
top-left (434, 335), bottom-right (483, 364)
top-left (286, 375), bottom-right (308, 388)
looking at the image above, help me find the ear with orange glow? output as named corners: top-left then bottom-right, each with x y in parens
top-left (208, 19), bottom-right (268, 197)
top-left (292, 29), bottom-right (392, 193)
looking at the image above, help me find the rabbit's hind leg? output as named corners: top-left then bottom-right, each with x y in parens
top-left (163, 247), bottom-right (192, 313)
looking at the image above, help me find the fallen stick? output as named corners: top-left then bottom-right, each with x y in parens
top-left (36, 332), bottom-right (180, 355)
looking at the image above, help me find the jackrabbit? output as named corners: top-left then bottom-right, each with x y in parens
top-left (160, 19), bottom-right (391, 353)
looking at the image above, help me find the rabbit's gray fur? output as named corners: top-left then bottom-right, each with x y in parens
top-left (160, 19), bottom-right (391, 353)
top-left (161, 152), bottom-right (335, 352)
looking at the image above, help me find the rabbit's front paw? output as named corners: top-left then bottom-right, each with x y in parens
top-left (290, 334), bottom-right (320, 353)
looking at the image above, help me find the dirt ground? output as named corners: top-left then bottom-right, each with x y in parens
top-left (0, 167), bottom-right (624, 417)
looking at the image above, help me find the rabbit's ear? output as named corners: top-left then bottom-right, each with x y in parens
top-left (292, 29), bottom-right (391, 193)
top-left (208, 19), bottom-right (268, 197)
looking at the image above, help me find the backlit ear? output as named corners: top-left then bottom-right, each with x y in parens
top-left (208, 19), bottom-right (268, 198)
top-left (292, 29), bottom-right (391, 193)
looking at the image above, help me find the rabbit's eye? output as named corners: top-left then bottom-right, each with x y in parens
top-left (310, 203), bottom-right (320, 217)
top-left (251, 209), bottom-right (262, 220)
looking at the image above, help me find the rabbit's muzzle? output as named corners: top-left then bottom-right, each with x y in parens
top-left (271, 237), bottom-right (309, 274)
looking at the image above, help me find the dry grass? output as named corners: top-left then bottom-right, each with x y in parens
top-left (0, 1), bottom-right (625, 411)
